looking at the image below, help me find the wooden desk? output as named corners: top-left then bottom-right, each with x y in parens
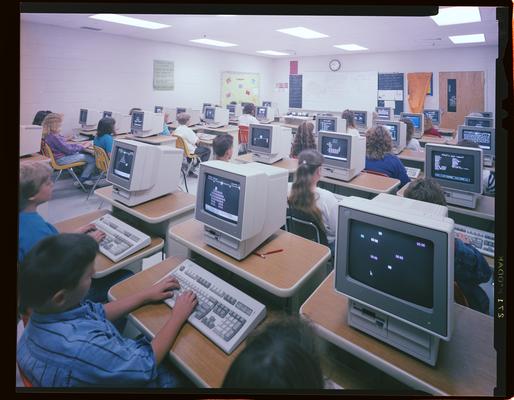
top-left (94, 186), bottom-right (196, 256)
top-left (418, 135), bottom-right (449, 146)
top-left (398, 149), bottom-right (425, 165)
top-left (300, 273), bottom-right (496, 396)
top-left (169, 219), bottom-right (331, 312)
top-left (438, 128), bottom-right (456, 137)
top-left (235, 153), bottom-right (298, 175)
top-left (19, 153), bottom-right (50, 164)
top-left (319, 172), bottom-right (401, 198)
top-left (54, 209), bottom-right (164, 278)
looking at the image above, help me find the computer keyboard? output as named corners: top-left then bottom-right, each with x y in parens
top-left (205, 123), bottom-right (225, 129)
top-left (405, 167), bottom-right (421, 179)
top-left (71, 134), bottom-right (91, 142)
top-left (92, 214), bottom-right (151, 262)
top-left (199, 133), bottom-right (217, 141)
top-left (454, 224), bottom-right (494, 257)
top-left (159, 258), bottom-right (266, 354)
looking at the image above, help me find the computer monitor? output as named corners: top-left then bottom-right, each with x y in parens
top-left (315, 115), bottom-right (346, 134)
top-left (131, 110), bottom-right (164, 137)
top-left (154, 106), bottom-right (163, 114)
top-left (227, 104), bottom-right (242, 118)
top-left (457, 125), bottom-right (495, 167)
top-left (202, 103), bottom-right (212, 115)
top-left (195, 160), bottom-right (288, 260)
top-left (78, 109), bottom-right (102, 131)
top-left (248, 123), bottom-right (290, 164)
top-left (255, 106), bottom-right (274, 122)
top-left (20, 125), bottom-right (43, 156)
top-left (400, 112), bottom-right (424, 138)
top-left (464, 116), bottom-right (494, 128)
top-left (376, 120), bottom-right (407, 154)
top-left (350, 110), bottom-right (370, 130)
top-left (111, 112), bottom-right (132, 134)
top-left (375, 107), bottom-right (393, 120)
top-left (318, 131), bottom-right (366, 181)
top-left (103, 111), bottom-right (113, 118)
top-left (176, 107), bottom-right (187, 115)
top-left (203, 106), bottom-right (229, 125)
top-left (241, 102), bottom-right (252, 108)
top-left (107, 139), bottom-right (183, 206)
top-left (334, 193), bottom-right (454, 366)
top-left (423, 109), bottom-right (441, 125)
top-left (425, 143), bottom-right (483, 208)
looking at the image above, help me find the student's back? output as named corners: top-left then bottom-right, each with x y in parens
top-left (93, 117), bottom-right (115, 156)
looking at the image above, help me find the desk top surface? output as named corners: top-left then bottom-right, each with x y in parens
top-left (169, 219), bottom-right (330, 297)
top-left (320, 172), bottom-right (401, 194)
top-left (398, 149), bottom-right (425, 163)
top-left (54, 209), bottom-right (164, 278)
top-left (94, 186), bottom-right (196, 223)
top-left (115, 134), bottom-right (177, 145)
top-left (236, 153), bottom-right (298, 173)
top-left (300, 273), bottom-right (495, 396)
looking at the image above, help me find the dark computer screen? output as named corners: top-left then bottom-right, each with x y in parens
top-left (176, 107), bottom-right (186, 114)
top-left (227, 104), bottom-right (236, 113)
top-left (203, 173), bottom-right (241, 223)
top-left (480, 112), bottom-right (493, 118)
top-left (320, 136), bottom-right (348, 161)
top-left (462, 128), bottom-right (491, 150)
top-left (113, 147), bottom-right (134, 180)
top-left (466, 118), bottom-right (492, 128)
top-left (79, 109), bottom-right (88, 124)
top-left (383, 124), bottom-right (398, 141)
top-left (103, 111), bottom-right (112, 118)
top-left (376, 108), bottom-right (390, 118)
top-left (317, 118), bottom-right (336, 132)
top-left (353, 111), bottom-right (367, 126)
top-left (431, 150), bottom-right (475, 185)
top-left (154, 106), bottom-right (163, 113)
top-left (263, 101), bottom-right (272, 107)
top-left (348, 219), bottom-right (434, 308)
top-left (131, 112), bottom-right (144, 130)
top-left (406, 115), bottom-right (421, 129)
top-left (251, 127), bottom-right (271, 149)
top-left (204, 107), bottom-right (215, 120)
top-left (256, 107), bottom-right (267, 119)
top-left (423, 110), bottom-right (440, 124)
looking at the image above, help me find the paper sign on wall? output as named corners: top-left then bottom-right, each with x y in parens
top-left (153, 60), bottom-right (174, 91)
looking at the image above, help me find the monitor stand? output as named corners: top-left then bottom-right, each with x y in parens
top-left (348, 300), bottom-right (440, 366)
top-left (251, 152), bottom-right (283, 164)
top-left (320, 166), bottom-right (359, 182)
top-left (443, 189), bottom-right (478, 209)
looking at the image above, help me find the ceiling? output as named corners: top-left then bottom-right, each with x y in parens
top-left (20, 8), bottom-right (499, 58)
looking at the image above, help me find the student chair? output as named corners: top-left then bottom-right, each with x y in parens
top-left (173, 135), bottom-right (200, 192)
top-left (87, 146), bottom-right (110, 200)
top-left (285, 208), bottom-right (329, 247)
top-left (43, 143), bottom-right (87, 192)
top-left (238, 125), bottom-right (249, 154)
top-left (454, 282), bottom-right (469, 308)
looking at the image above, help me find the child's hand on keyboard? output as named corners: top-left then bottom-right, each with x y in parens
top-left (172, 291), bottom-right (198, 324)
top-left (76, 224), bottom-right (106, 243)
top-left (455, 232), bottom-right (471, 244)
top-left (145, 276), bottom-right (180, 303)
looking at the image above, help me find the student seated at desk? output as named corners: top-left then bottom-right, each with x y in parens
top-left (160, 112), bottom-right (171, 136)
top-left (174, 112), bottom-right (211, 175)
top-left (238, 103), bottom-right (259, 126)
top-left (17, 233), bottom-right (198, 387)
top-left (18, 163), bottom-right (132, 303)
top-left (290, 121), bottom-right (316, 158)
top-left (42, 113), bottom-right (97, 186)
top-left (212, 134), bottom-right (233, 161)
top-left (341, 109), bottom-right (360, 135)
top-left (404, 178), bottom-right (492, 314)
top-left (423, 115), bottom-right (442, 137)
top-left (93, 117), bottom-right (115, 157)
top-left (401, 117), bottom-right (421, 151)
top-left (365, 125), bottom-right (410, 187)
top-left (32, 110), bottom-right (52, 126)
top-left (222, 316), bottom-right (324, 389)
top-left (457, 139), bottom-right (495, 197)
top-left (288, 150), bottom-right (338, 254)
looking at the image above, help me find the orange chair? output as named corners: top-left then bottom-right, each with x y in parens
top-left (43, 143), bottom-right (87, 192)
top-left (86, 146), bottom-right (110, 200)
top-left (238, 125), bottom-right (249, 154)
top-left (173, 135), bottom-right (201, 192)
top-left (454, 281), bottom-right (469, 307)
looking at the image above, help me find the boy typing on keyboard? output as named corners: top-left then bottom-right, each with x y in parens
top-left (17, 233), bottom-right (197, 387)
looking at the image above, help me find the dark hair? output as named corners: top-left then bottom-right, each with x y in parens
top-left (243, 103), bottom-right (255, 115)
top-left (222, 316), bottom-right (324, 389)
top-left (457, 139), bottom-right (480, 148)
top-left (18, 234), bottom-right (98, 312)
top-left (230, 101), bottom-right (237, 105)
top-left (290, 121), bottom-right (316, 158)
top-left (341, 109), bottom-right (356, 130)
top-left (129, 107), bottom-right (142, 116)
top-left (400, 117), bottom-right (415, 142)
top-left (404, 178), bottom-right (447, 206)
top-left (213, 134), bottom-right (233, 158)
top-left (32, 110), bottom-right (52, 126)
top-left (96, 117), bottom-right (116, 137)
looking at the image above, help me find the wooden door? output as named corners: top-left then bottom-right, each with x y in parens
top-left (439, 71), bottom-right (484, 130)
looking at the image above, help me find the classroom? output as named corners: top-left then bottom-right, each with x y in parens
top-left (18, 5), bottom-right (507, 395)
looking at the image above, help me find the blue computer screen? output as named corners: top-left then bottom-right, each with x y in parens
top-left (431, 150), bottom-right (474, 184)
top-left (203, 174), bottom-right (241, 223)
top-left (423, 110), bottom-right (440, 125)
top-left (407, 115), bottom-right (421, 129)
top-left (383, 124), bottom-right (398, 141)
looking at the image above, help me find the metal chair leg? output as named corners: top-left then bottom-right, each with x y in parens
top-left (86, 172), bottom-right (105, 200)
top-left (182, 169), bottom-right (189, 193)
top-left (54, 170), bottom-right (63, 184)
top-left (68, 168), bottom-right (86, 192)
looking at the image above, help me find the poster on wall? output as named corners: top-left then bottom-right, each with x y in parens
top-left (153, 60), bottom-right (174, 90)
top-left (378, 73), bottom-right (404, 115)
top-left (221, 71), bottom-right (260, 107)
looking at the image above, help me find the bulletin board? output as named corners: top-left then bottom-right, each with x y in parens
top-left (221, 72), bottom-right (260, 107)
top-left (377, 72), bottom-right (404, 115)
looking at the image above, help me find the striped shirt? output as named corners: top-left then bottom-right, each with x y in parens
top-left (17, 301), bottom-right (177, 387)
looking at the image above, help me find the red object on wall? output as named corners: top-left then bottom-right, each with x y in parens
top-left (290, 61), bottom-right (298, 75)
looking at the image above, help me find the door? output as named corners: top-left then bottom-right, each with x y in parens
top-left (439, 71), bottom-right (484, 130)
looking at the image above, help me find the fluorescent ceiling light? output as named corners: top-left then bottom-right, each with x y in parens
top-left (449, 33), bottom-right (485, 44)
top-left (89, 14), bottom-right (170, 29)
top-left (276, 27), bottom-right (329, 39)
top-left (257, 50), bottom-right (290, 56)
top-left (190, 38), bottom-right (238, 47)
top-left (334, 44), bottom-right (368, 51)
top-left (430, 7), bottom-right (481, 26)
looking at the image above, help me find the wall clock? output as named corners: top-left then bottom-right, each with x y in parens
top-left (329, 59), bottom-right (341, 71)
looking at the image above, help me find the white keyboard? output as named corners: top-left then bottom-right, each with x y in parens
top-left (71, 135), bottom-right (90, 142)
top-left (454, 224), bottom-right (494, 257)
top-left (199, 133), bottom-right (217, 141)
top-left (159, 259), bottom-right (266, 354)
top-left (405, 167), bottom-right (421, 179)
top-left (92, 214), bottom-right (151, 262)
top-left (205, 123), bottom-right (225, 129)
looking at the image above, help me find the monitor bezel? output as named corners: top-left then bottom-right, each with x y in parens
top-left (108, 140), bottom-right (138, 190)
top-left (316, 116), bottom-right (338, 133)
top-left (196, 165), bottom-right (247, 239)
top-left (457, 125), bottom-right (495, 156)
top-left (335, 206), bottom-right (450, 337)
top-left (248, 124), bottom-right (273, 154)
top-left (400, 112), bottom-right (423, 133)
top-left (318, 131), bottom-right (351, 169)
top-left (464, 116), bottom-right (494, 128)
top-left (425, 143), bottom-right (483, 194)
top-left (423, 109), bottom-right (441, 125)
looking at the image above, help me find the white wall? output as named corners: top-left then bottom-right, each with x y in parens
top-left (271, 46), bottom-right (497, 114)
top-left (20, 21), bottom-right (275, 135)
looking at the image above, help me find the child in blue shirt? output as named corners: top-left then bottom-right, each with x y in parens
top-left (365, 125), bottom-right (410, 187)
top-left (17, 233), bottom-right (197, 387)
top-left (93, 117), bottom-right (115, 157)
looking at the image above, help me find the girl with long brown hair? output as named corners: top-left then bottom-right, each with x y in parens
top-left (290, 121), bottom-right (316, 158)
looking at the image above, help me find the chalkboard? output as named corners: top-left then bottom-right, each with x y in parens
top-left (378, 73), bottom-right (404, 90)
top-left (289, 75), bottom-right (302, 108)
top-left (301, 71), bottom-right (377, 111)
